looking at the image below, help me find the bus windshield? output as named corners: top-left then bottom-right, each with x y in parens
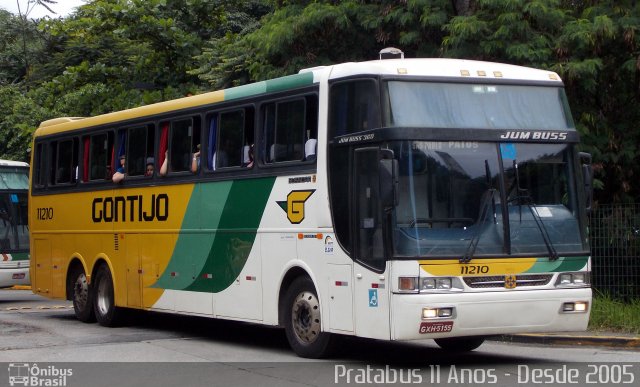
top-left (384, 81), bottom-right (574, 129)
top-left (391, 141), bottom-right (587, 258)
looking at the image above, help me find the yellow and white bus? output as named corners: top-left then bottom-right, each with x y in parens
top-left (0, 160), bottom-right (30, 288)
top-left (29, 55), bottom-right (592, 357)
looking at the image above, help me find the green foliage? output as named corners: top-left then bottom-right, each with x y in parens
top-left (0, 0), bottom-right (640, 203)
top-left (590, 292), bottom-right (640, 334)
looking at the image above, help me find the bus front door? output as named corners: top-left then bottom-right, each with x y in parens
top-left (352, 147), bottom-right (391, 340)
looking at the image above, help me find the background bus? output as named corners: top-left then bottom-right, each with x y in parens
top-left (0, 160), bottom-right (30, 288)
top-left (29, 55), bottom-right (591, 358)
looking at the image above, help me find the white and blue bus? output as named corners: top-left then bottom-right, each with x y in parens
top-left (0, 160), bottom-right (30, 288)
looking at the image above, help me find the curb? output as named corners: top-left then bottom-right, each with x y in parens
top-left (496, 333), bottom-right (640, 348)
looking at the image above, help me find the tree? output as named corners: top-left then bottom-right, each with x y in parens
top-left (13, 0), bottom-right (58, 85)
top-left (1, 0), bottom-right (640, 203)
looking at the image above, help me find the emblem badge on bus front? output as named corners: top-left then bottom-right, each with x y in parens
top-left (505, 275), bottom-right (517, 289)
top-left (277, 190), bottom-right (315, 224)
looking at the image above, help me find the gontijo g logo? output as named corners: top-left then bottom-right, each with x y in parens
top-left (277, 190), bottom-right (315, 224)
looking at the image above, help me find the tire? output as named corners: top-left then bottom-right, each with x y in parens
top-left (92, 264), bottom-right (123, 327)
top-left (434, 336), bottom-right (485, 352)
top-left (283, 277), bottom-right (335, 358)
top-left (70, 265), bottom-right (95, 323)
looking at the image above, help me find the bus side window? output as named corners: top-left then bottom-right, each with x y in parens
top-left (263, 98), bottom-right (308, 164)
top-left (216, 108), bottom-right (254, 170)
top-left (87, 132), bottom-right (114, 181)
top-left (329, 80), bottom-right (379, 136)
top-left (217, 110), bottom-right (244, 169)
top-left (48, 138), bottom-right (78, 185)
top-left (304, 95), bottom-right (318, 161)
top-left (33, 143), bottom-right (46, 188)
top-left (124, 124), bottom-right (155, 177)
top-left (164, 117), bottom-right (201, 174)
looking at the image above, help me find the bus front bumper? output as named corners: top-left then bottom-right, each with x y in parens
top-left (391, 288), bottom-right (591, 341)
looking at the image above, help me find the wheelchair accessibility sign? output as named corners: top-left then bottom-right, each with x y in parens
top-left (368, 289), bottom-right (378, 307)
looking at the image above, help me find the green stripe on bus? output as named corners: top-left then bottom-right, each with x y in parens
top-left (224, 72), bottom-right (315, 101)
top-left (225, 82), bottom-right (267, 101)
top-left (152, 183), bottom-right (231, 290)
top-left (8, 252), bottom-right (29, 261)
top-left (525, 256), bottom-right (589, 273)
top-left (186, 177), bottom-right (275, 293)
top-left (153, 177), bottom-right (276, 292)
top-left (265, 72), bottom-right (314, 93)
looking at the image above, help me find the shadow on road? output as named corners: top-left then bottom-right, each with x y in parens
top-left (48, 309), bottom-right (554, 365)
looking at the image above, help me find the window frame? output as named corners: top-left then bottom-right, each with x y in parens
top-left (260, 93), bottom-right (318, 168)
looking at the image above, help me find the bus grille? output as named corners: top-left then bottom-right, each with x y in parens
top-left (463, 274), bottom-right (553, 288)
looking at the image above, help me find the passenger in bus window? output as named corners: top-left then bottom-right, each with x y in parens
top-left (242, 144), bottom-right (254, 168)
top-left (145, 158), bottom-right (154, 176)
top-left (112, 155), bottom-right (126, 183)
top-left (191, 144), bottom-right (201, 173)
top-left (160, 151), bottom-right (168, 176)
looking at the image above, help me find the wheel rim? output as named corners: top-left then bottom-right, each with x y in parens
top-left (73, 272), bottom-right (89, 310)
top-left (291, 290), bottom-right (321, 345)
top-left (96, 275), bottom-right (111, 316)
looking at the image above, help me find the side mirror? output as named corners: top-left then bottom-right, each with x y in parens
top-left (379, 149), bottom-right (398, 210)
top-left (579, 152), bottom-right (593, 214)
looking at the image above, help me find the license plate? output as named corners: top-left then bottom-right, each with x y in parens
top-left (12, 273), bottom-right (25, 280)
top-left (419, 321), bottom-right (454, 334)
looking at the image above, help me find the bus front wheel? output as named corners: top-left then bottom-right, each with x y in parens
top-left (283, 277), bottom-right (335, 358)
top-left (434, 336), bottom-right (485, 352)
top-left (70, 265), bottom-right (95, 323)
top-left (92, 265), bottom-right (123, 327)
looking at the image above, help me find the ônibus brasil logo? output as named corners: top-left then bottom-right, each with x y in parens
top-left (8, 363), bottom-right (73, 387)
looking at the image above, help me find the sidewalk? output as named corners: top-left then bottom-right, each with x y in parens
top-left (497, 331), bottom-right (640, 349)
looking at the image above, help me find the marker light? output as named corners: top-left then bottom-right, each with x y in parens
top-left (398, 277), bottom-right (419, 293)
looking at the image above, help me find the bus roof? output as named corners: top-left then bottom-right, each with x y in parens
top-left (319, 58), bottom-right (563, 83)
top-left (35, 58), bottom-right (562, 138)
top-left (0, 160), bottom-right (29, 168)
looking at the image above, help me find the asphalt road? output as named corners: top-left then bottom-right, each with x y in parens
top-left (1, 289), bottom-right (639, 387)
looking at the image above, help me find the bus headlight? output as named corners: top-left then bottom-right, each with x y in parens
top-left (421, 278), bottom-right (436, 290)
top-left (420, 278), bottom-right (452, 290)
top-left (420, 277), bottom-right (463, 292)
top-left (396, 277), bottom-right (463, 293)
top-left (555, 272), bottom-right (590, 288)
top-left (436, 278), bottom-right (452, 290)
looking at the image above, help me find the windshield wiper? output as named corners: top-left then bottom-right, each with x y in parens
top-left (460, 160), bottom-right (496, 263)
top-left (511, 160), bottom-right (559, 261)
top-left (528, 204), bottom-right (559, 261)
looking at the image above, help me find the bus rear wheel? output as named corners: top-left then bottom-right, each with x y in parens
top-left (434, 336), bottom-right (485, 352)
top-left (92, 264), bottom-right (123, 327)
top-left (70, 265), bottom-right (95, 323)
top-left (283, 277), bottom-right (335, 358)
